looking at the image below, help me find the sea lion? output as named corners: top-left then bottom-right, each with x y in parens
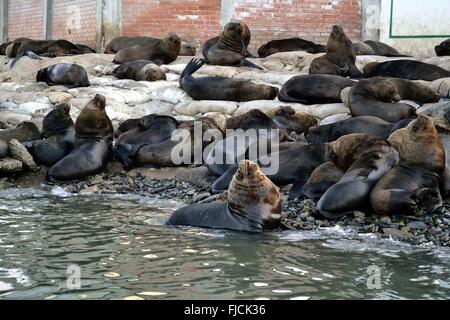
top-left (36, 63), bottom-right (90, 88)
top-left (371, 115), bottom-right (445, 216)
top-left (113, 33), bottom-right (181, 65)
top-left (114, 118), bottom-right (141, 138)
top-left (301, 161), bottom-right (344, 199)
top-left (257, 37), bottom-right (326, 58)
top-left (310, 25), bottom-right (363, 78)
top-left (47, 95), bottom-right (113, 181)
top-left (75, 94), bottom-right (114, 143)
top-left (112, 60), bottom-right (166, 82)
top-left (266, 106), bottom-right (318, 134)
top-left (354, 40), bottom-right (408, 57)
top-left (0, 41), bottom-right (12, 55)
top-left (180, 58), bottom-right (278, 102)
top-left (278, 74), bottom-right (355, 104)
top-left (202, 22), bottom-right (254, 59)
top-left (435, 39), bottom-right (450, 57)
top-left (202, 22), bottom-right (261, 69)
top-left (318, 139), bottom-right (399, 219)
top-left (4, 37), bottom-right (31, 57)
top-left (364, 60), bottom-right (450, 81)
top-left (24, 103), bottom-right (76, 166)
top-left (226, 109), bottom-right (279, 131)
top-left (0, 139), bottom-right (7, 159)
top-left (114, 115), bottom-right (179, 167)
top-left (75, 44), bottom-right (96, 54)
top-left (106, 36), bottom-right (161, 54)
top-left (0, 121), bottom-right (40, 143)
top-left (348, 77), bottom-right (417, 123)
top-left (166, 160), bottom-right (282, 232)
top-left (304, 116), bottom-right (412, 143)
top-left (180, 41), bottom-right (196, 56)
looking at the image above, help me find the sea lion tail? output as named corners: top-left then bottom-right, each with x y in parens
top-left (181, 58), bottom-right (205, 78)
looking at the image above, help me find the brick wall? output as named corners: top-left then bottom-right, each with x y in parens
top-left (7, 0), bottom-right (45, 40)
top-left (232, 0), bottom-right (362, 51)
top-left (121, 0), bottom-right (222, 49)
top-left (51, 0), bottom-right (97, 48)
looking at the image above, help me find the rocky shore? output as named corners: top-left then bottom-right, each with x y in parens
top-left (1, 163), bottom-right (449, 247)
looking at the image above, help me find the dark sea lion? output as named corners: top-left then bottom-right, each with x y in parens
top-left (75, 94), bottom-right (114, 143)
top-left (364, 60), bottom-right (450, 81)
top-left (266, 106), bottom-right (318, 134)
top-left (166, 160), bottom-right (282, 232)
top-left (0, 121), bottom-right (40, 143)
top-left (348, 77), bottom-right (417, 123)
top-left (301, 161), bottom-right (344, 199)
top-left (113, 33), bottom-right (181, 65)
top-left (0, 41), bottom-right (12, 55)
top-left (5, 37), bottom-right (32, 57)
top-left (257, 37), bottom-right (326, 58)
top-left (25, 103), bottom-right (76, 166)
top-left (278, 74), bottom-right (355, 104)
top-left (318, 140), bottom-right (399, 219)
top-left (75, 44), bottom-right (96, 54)
top-left (226, 109), bottom-right (278, 131)
top-left (114, 118), bottom-right (141, 138)
top-left (310, 25), bottom-right (363, 78)
top-left (371, 115), bottom-right (445, 216)
top-left (105, 36), bottom-right (158, 54)
top-left (362, 40), bottom-right (408, 57)
top-left (435, 39), bottom-right (450, 57)
top-left (202, 22), bottom-right (261, 69)
top-left (304, 116), bottom-right (412, 143)
top-left (114, 115), bottom-right (179, 167)
top-left (180, 58), bottom-right (278, 102)
top-left (47, 95), bottom-right (113, 181)
top-left (202, 22), bottom-right (253, 59)
top-left (180, 41), bottom-right (196, 56)
top-left (0, 139), bottom-right (7, 159)
top-left (112, 60), bottom-right (166, 81)
top-left (36, 63), bottom-right (90, 88)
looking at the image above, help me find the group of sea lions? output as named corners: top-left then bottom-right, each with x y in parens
top-left (2, 23), bottom-right (450, 234)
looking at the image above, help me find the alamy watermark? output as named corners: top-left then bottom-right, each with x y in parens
top-left (366, 265), bottom-right (382, 290)
top-left (66, 265), bottom-right (81, 290)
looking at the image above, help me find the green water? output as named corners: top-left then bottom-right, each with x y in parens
top-left (0, 188), bottom-right (449, 300)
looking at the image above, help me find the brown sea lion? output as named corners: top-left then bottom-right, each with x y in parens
top-left (364, 60), bottom-right (450, 81)
top-left (435, 39), bottom-right (450, 57)
top-left (257, 37), bottom-right (326, 58)
top-left (9, 39), bottom-right (81, 59)
top-left (24, 103), bottom-right (76, 166)
top-left (353, 41), bottom-right (408, 57)
top-left (180, 58), bottom-right (278, 102)
top-left (278, 74), bottom-right (355, 104)
top-left (310, 25), bottom-right (363, 78)
top-left (371, 115), bottom-right (445, 216)
top-left (47, 95), bottom-right (113, 181)
top-left (105, 36), bottom-right (158, 54)
top-left (266, 106), bottom-right (318, 134)
top-left (75, 44), bottom-right (96, 54)
top-left (202, 22), bottom-right (261, 69)
top-left (301, 161), bottom-right (344, 199)
top-left (166, 160), bottom-right (282, 232)
top-left (4, 37), bottom-right (31, 57)
top-left (113, 33), bottom-right (181, 65)
top-left (112, 60), bottom-right (166, 82)
top-left (348, 77), bottom-right (417, 123)
top-left (36, 63), bottom-right (90, 88)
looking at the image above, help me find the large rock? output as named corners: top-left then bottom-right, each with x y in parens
top-left (8, 139), bottom-right (38, 171)
top-left (0, 157), bottom-right (23, 173)
top-left (175, 101), bottom-right (238, 116)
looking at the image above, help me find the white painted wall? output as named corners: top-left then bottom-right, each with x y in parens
top-left (380, 0), bottom-right (450, 57)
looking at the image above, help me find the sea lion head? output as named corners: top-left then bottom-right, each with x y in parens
top-left (140, 63), bottom-right (167, 81)
top-left (273, 106), bottom-right (296, 117)
top-left (388, 114), bottom-right (445, 172)
top-left (42, 102), bottom-right (74, 138)
top-left (88, 94), bottom-right (106, 111)
top-left (331, 25), bottom-right (345, 39)
top-left (223, 22), bottom-right (244, 39)
top-left (364, 78), bottom-right (402, 102)
top-left (228, 160), bottom-right (282, 230)
top-left (435, 39), bottom-right (450, 57)
top-left (238, 22), bottom-right (251, 47)
top-left (36, 68), bottom-right (50, 83)
top-left (164, 33), bottom-right (181, 53)
top-left (258, 44), bottom-right (279, 58)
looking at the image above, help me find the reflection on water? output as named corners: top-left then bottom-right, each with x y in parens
top-left (0, 188), bottom-right (449, 300)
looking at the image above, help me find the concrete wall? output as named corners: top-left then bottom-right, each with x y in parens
top-left (380, 0), bottom-right (450, 57)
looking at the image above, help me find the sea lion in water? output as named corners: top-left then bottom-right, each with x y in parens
top-left (202, 22), bottom-right (261, 69)
top-left (371, 115), bottom-right (445, 216)
top-left (180, 58), bottom-right (278, 102)
top-left (310, 25), bottom-right (363, 78)
top-left (435, 39), bottom-right (450, 57)
top-left (278, 74), bottom-right (355, 104)
top-left (257, 37), bottom-right (326, 58)
top-left (364, 60), bottom-right (450, 81)
top-left (112, 60), bottom-right (166, 81)
top-left (266, 106), bottom-right (318, 134)
top-left (166, 160), bottom-right (282, 232)
top-left (47, 95), bottom-right (113, 181)
top-left (25, 103), bottom-right (76, 166)
top-left (113, 33), bottom-right (181, 65)
top-left (304, 116), bottom-right (412, 143)
top-left (0, 122), bottom-right (40, 143)
top-left (114, 115), bottom-right (179, 167)
top-left (36, 63), bottom-right (90, 88)
top-left (348, 77), bottom-right (417, 123)
top-left (318, 138), bottom-right (399, 219)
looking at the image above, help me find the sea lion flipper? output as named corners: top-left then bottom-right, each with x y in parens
top-left (211, 165), bottom-right (239, 194)
top-left (288, 176), bottom-right (309, 199)
top-left (240, 59), bottom-right (263, 70)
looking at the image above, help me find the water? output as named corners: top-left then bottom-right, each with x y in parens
top-left (0, 188), bottom-right (449, 300)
